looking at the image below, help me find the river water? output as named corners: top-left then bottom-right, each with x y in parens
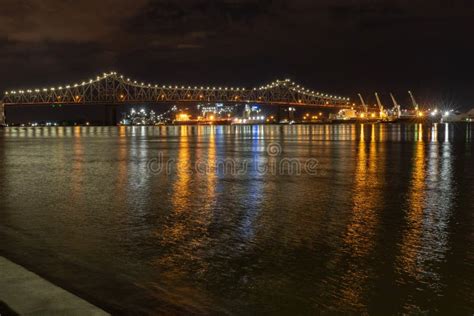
top-left (0, 124), bottom-right (473, 315)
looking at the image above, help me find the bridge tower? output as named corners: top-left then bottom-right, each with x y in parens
top-left (0, 102), bottom-right (5, 126)
top-left (104, 105), bottom-right (118, 126)
top-left (288, 107), bottom-right (295, 122)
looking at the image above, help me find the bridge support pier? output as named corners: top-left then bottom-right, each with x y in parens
top-left (277, 106), bottom-right (295, 123)
top-left (288, 106), bottom-right (295, 122)
top-left (0, 102), bottom-right (5, 127)
top-left (104, 105), bottom-right (117, 126)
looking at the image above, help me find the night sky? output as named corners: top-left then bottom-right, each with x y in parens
top-left (1, 0), bottom-right (474, 115)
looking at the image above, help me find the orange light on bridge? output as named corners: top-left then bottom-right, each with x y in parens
top-left (75, 95), bottom-right (80, 101)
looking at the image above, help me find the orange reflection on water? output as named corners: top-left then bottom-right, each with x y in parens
top-left (116, 126), bottom-right (128, 195)
top-left (171, 125), bottom-right (192, 213)
top-left (204, 126), bottom-right (217, 199)
top-left (160, 127), bottom-right (216, 258)
top-left (157, 126), bottom-right (193, 274)
top-left (379, 124), bottom-right (386, 142)
top-left (397, 135), bottom-right (426, 280)
top-left (152, 126), bottom-right (217, 310)
top-left (71, 126), bottom-right (84, 198)
top-left (337, 124), bottom-right (384, 310)
top-left (371, 123), bottom-right (376, 142)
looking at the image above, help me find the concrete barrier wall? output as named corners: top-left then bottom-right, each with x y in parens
top-left (0, 256), bottom-right (109, 315)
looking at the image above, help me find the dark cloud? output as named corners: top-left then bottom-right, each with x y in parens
top-left (1, 0), bottom-right (474, 108)
top-left (0, 0), bottom-right (148, 42)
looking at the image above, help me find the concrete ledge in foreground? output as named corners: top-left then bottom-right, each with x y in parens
top-left (0, 256), bottom-right (109, 315)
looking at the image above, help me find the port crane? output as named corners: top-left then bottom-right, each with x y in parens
top-left (408, 91), bottom-right (419, 111)
top-left (358, 93), bottom-right (368, 113)
top-left (390, 93), bottom-right (401, 117)
top-left (375, 92), bottom-right (384, 116)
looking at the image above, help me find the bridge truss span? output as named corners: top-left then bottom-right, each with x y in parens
top-left (2, 72), bottom-right (349, 107)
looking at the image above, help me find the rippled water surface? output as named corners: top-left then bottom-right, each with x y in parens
top-left (0, 124), bottom-right (473, 315)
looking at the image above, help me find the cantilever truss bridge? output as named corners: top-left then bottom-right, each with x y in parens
top-left (2, 72), bottom-right (349, 107)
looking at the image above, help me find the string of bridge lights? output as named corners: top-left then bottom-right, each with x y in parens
top-left (3, 71), bottom-right (349, 101)
top-left (257, 79), bottom-right (349, 101)
top-left (5, 72), bottom-right (120, 95)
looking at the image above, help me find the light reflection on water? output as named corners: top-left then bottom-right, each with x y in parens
top-left (336, 124), bottom-right (382, 310)
top-left (0, 123), bottom-right (473, 315)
